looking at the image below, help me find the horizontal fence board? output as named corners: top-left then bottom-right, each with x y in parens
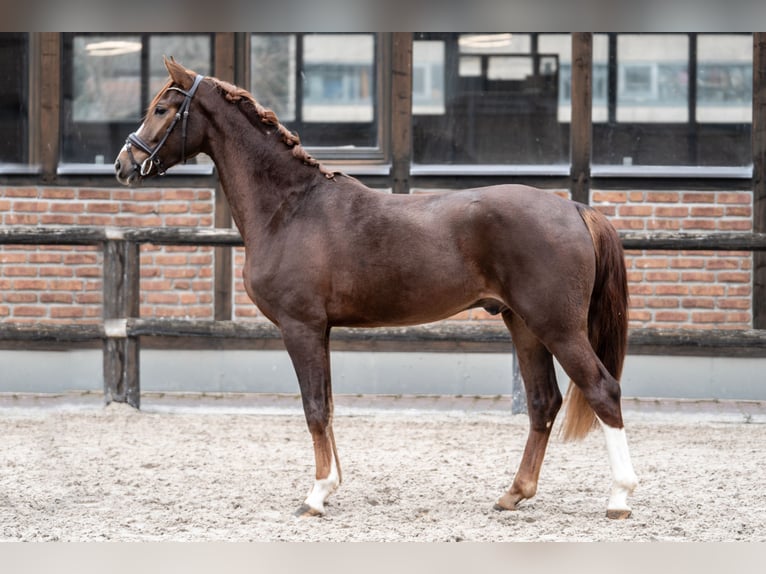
top-left (1, 226), bottom-right (765, 251)
top-left (2, 319), bottom-right (765, 353)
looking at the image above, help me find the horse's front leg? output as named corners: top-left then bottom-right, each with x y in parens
top-left (280, 319), bottom-right (341, 517)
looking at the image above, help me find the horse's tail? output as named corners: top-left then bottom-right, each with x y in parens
top-left (560, 204), bottom-right (629, 441)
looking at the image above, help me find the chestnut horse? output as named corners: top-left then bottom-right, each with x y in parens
top-left (115, 58), bottom-right (638, 520)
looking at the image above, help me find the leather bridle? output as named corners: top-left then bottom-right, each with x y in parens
top-left (125, 74), bottom-right (204, 177)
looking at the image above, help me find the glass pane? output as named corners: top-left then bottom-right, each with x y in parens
top-left (302, 34), bottom-right (375, 123)
top-left (0, 33), bottom-right (28, 164)
top-left (149, 35), bottom-right (212, 95)
top-left (72, 35), bottom-right (142, 123)
top-left (62, 34), bottom-right (213, 165)
top-left (593, 33), bottom-right (752, 168)
top-left (413, 41), bottom-right (445, 114)
top-left (251, 34), bottom-right (297, 121)
top-left (413, 32), bottom-right (569, 166)
top-left (617, 34), bottom-right (688, 123)
top-left (697, 34), bottom-right (752, 123)
top-left (250, 33), bottom-right (378, 149)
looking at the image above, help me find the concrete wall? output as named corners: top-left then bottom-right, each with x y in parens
top-left (1, 348), bottom-right (763, 401)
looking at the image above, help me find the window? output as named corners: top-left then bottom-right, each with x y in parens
top-left (593, 33), bottom-right (752, 169)
top-left (250, 33), bottom-right (379, 153)
top-left (61, 33), bottom-right (213, 167)
top-left (412, 33), bottom-right (570, 167)
top-left (0, 33), bottom-right (29, 166)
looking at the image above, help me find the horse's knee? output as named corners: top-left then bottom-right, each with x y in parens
top-left (527, 389), bottom-right (562, 432)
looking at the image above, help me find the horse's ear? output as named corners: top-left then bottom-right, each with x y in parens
top-left (164, 56), bottom-right (195, 90)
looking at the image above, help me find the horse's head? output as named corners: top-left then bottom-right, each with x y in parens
top-left (115, 57), bottom-right (206, 186)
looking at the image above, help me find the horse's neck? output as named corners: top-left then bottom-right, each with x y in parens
top-left (205, 115), bottom-right (320, 244)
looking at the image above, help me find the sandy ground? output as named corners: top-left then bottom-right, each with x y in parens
top-left (0, 392), bottom-right (765, 542)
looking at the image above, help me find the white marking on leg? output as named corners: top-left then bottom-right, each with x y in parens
top-left (303, 455), bottom-right (339, 515)
top-left (597, 418), bottom-right (638, 513)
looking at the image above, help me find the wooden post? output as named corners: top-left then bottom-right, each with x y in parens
top-left (391, 33), bottom-right (413, 195)
top-left (39, 33), bottom-right (60, 182)
top-left (103, 239), bottom-right (141, 408)
top-left (212, 33), bottom-right (239, 320)
top-left (570, 33), bottom-right (593, 205)
top-left (753, 33), bottom-right (766, 329)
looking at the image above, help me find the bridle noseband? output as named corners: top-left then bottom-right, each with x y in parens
top-left (125, 74), bottom-right (204, 177)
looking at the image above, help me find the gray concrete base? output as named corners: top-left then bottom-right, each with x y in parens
top-left (0, 348), bottom-right (764, 400)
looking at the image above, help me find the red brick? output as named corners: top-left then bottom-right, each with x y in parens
top-left (655, 284), bottom-right (689, 296)
top-left (158, 204), bottom-right (189, 214)
top-left (48, 280), bottom-right (84, 291)
top-left (4, 214), bottom-right (39, 225)
top-left (87, 203), bottom-right (119, 214)
top-left (41, 293), bottom-right (73, 304)
top-left (51, 307), bottom-right (85, 319)
top-left (717, 271), bottom-right (750, 283)
top-left (163, 189), bottom-right (196, 201)
top-left (669, 258), bottom-right (705, 269)
top-left (727, 285), bottom-right (751, 296)
top-left (718, 299), bottom-right (750, 310)
top-left (3, 187), bottom-right (38, 198)
top-left (689, 284), bottom-right (726, 297)
top-left (41, 215), bottom-right (76, 225)
top-left (5, 292), bottom-right (37, 303)
top-left (13, 306), bottom-right (46, 317)
top-left (64, 253), bottom-right (99, 265)
top-left (681, 271), bottom-right (716, 282)
top-left (654, 311), bottom-right (689, 322)
top-left (654, 206), bottom-right (689, 217)
top-left (0, 253), bottom-right (27, 264)
top-left (645, 271), bottom-right (680, 282)
top-left (690, 206), bottom-right (724, 217)
top-left (78, 189), bottom-right (111, 200)
top-left (51, 203), bottom-right (84, 213)
top-left (647, 220), bottom-right (682, 230)
top-left (725, 206), bottom-right (751, 217)
top-left (40, 267), bottom-right (73, 278)
top-left (716, 192), bottom-right (750, 205)
top-left (647, 298), bottom-right (679, 308)
top-left (717, 220), bottom-right (751, 231)
top-left (155, 255), bottom-right (188, 266)
top-left (611, 219), bottom-right (645, 230)
top-left (645, 192), bottom-right (679, 203)
top-left (682, 192), bottom-right (716, 203)
top-left (41, 188), bottom-right (76, 200)
top-left (706, 258), bottom-right (741, 270)
top-left (682, 219), bottom-right (717, 230)
top-left (618, 205), bottom-right (653, 217)
top-left (592, 191), bottom-right (627, 204)
top-left (691, 311), bottom-right (727, 324)
top-left (628, 192), bottom-right (645, 201)
top-left (29, 253), bottom-right (62, 264)
top-left (13, 201), bottom-right (49, 212)
top-left (4, 267), bottom-right (38, 277)
top-left (12, 279), bottom-right (47, 290)
top-left (682, 298), bottom-right (715, 309)
top-left (635, 258), bottom-right (669, 269)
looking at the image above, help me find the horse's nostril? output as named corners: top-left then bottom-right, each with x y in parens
top-left (114, 159), bottom-right (121, 172)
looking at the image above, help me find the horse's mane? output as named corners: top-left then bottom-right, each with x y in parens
top-left (208, 77), bottom-right (336, 180)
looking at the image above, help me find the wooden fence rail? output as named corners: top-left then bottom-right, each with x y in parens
top-left (1, 226), bottom-right (766, 409)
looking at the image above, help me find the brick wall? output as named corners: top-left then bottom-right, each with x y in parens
top-left (0, 184), bottom-right (756, 330)
top-left (591, 189), bottom-right (753, 330)
top-left (0, 186), bottom-right (215, 323)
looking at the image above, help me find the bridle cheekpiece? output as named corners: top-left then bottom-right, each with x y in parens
top-left (125, 74), bottom-right (204, 177)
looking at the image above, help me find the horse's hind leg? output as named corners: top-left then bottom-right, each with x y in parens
top-left (548, 333), bottom-right (638, 519)
top-left (280, 319), bottom-right (341, 517)
top-left (495, 311), bottom-right (562, 511)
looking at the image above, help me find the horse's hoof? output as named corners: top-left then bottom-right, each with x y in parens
top-left (294, 503), bottom-right (324, 518)
top-left (606, 509), bottom-right (632, 520)
top-left (493, 494), bottom-right (520, 512)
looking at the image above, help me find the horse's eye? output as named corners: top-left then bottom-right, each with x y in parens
top-left (155, 106), bottom-right (167, 116)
